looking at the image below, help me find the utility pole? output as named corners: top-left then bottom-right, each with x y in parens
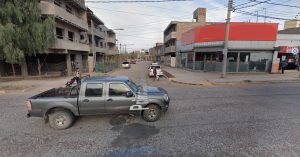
top-left (256, 11), bottom-right (259, 22)
top-left (221, 0), bottom-right (233, 78)
top-left (263, 8), bottom-right (267, 23)
top-left (91, 19), bottom-right (96, 72)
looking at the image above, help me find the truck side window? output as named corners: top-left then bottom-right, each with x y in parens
top-left (109, 83), bottom-right (130, 97)
top-left (85, 84), bottom-right (103, 97)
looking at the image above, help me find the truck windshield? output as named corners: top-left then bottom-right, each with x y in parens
top-left (126, 80), bottom-right (139, 92)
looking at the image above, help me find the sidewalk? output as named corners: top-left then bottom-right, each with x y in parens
top-left (163, 66), bottom-right (300, 86)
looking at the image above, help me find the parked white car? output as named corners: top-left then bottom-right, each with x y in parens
top-left (122, 61), bottom-right (130, 68)
top-left (148, 63), bottom-right (163, 77)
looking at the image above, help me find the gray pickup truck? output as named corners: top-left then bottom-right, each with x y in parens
top-left (26, 76), bottom-right (170, 129)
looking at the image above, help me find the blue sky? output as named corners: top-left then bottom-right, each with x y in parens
top-left (86, 0), bottom-right (300, 51)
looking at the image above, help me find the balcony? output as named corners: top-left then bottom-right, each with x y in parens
top-left (164, 32), bottom-right (176, 42)
top-left (107, 37), bottom-right (116, 44)
top-left (88, 27), bottom-right (106, 39)
top-left (165, 46), bottom-right (176, 53)
top-left (107, 48), bottom-right (118, 55)
top-left (39, 1), bottom-right (88, 30)
top-left (49, 38), bottom-right (90, 51)
top-left (90, 45), bottom-right (108, 54)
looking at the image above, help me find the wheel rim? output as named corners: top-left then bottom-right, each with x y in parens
top-left (55, 115), bottom-right (67, 127)
top-left (148, 109), bottom-right (157, 119)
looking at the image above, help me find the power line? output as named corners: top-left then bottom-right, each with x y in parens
top-left (234, 0), bottom-right (271, 10)
top-left (247, 0), bottom-right (300, 9)
top-left (86, 0), bottom-right (192, 3)
top-left (234, 9), bottom-right (300, 21)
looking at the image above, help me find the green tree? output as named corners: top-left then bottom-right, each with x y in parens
top-left (0, 0), bottom-right (54, 77)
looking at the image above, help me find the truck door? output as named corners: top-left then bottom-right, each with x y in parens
top-left (105, 82), bottom-right (136, 113)
top-left (79, 83), bottom-right (105, 115)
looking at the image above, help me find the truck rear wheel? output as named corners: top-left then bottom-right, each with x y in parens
top-left (142, 104), bottom-right (161, 122)
top-left (49, 110), bottom-right (74, 130)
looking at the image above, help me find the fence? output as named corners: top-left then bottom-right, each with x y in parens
top-left (96, 62), bottom-right (119, 73)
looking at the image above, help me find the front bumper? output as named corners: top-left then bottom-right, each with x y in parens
top-left (162, 98), bottom-right (170, 112)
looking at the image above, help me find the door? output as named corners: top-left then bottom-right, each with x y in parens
top-left (79, 83), bottom-right (105, 115)
top-left (105, 83), bottom-right (136, 113)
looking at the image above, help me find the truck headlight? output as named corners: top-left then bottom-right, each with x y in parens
top-left (163, 94), bottom-right (169, 101)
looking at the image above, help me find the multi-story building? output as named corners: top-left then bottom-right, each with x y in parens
top-left (0, 0), bottom-right (119, 77)
top-left (87, 8), bottom-right (118, 73)
top-left (149, 43), bottom-right (164, 63)
top-left (37, 0), bottom-right (89, 76)
top-left (163, 8), bottom-right (216, 67)
top-left (284, 19), bottom-right (300, 30)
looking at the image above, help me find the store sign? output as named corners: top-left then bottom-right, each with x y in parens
top-left (278, 46), bottom-right (300, 54)
top-left (290, 47), bottom-right (299, 55)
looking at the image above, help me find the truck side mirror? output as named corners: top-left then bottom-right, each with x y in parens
top-left (126, 91), bottom-right (134, 97)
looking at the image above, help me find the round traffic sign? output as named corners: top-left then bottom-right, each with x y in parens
top-left (292, 48), bottom-right (299, 55)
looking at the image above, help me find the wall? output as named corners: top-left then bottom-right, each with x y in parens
top-left (181, 22), bottom-right (278, 45)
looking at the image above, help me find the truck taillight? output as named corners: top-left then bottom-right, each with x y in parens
top-left (26, 100), bottom-right (32, 111)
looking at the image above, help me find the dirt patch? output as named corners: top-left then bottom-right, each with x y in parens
top-left (111, 123), bottom-right (159, 147)
top-left (0, 85), bottom-right (34, 90)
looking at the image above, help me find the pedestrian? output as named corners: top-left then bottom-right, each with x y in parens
top-left (281, 60), bottom-right (288, 74)
top-left (153, 66), bottom-right (157, 81)
top-left (74, 68), bottom-right (81, 85)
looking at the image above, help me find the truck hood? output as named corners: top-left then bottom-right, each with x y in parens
top-left (140, 86), bottom-right (167, 94)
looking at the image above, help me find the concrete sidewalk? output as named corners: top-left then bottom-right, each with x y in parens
top-left (163, 66), bottom-right (300, 85)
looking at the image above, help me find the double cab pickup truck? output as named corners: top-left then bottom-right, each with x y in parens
top-left (26, 76), bottom-right (170, 130)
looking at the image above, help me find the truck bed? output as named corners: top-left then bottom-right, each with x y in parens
top-left (30, 86), bottom-right (79, 99)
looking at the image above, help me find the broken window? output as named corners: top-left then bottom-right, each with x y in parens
top-left (68, 31), bottom-right (74, 42)
top-left (56, 27), bottom-right (64, 39)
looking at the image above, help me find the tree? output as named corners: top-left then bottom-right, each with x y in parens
top-left (0, 0), bottom-right (54, 77)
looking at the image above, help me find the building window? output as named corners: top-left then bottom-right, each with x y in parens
top-left (66, 5), bottom-right (73, 14)
top-left (100, 42), bottom-right (103, 47)
top-left (68, 31), bottom-right (74, 42)
top-left (85, 84), bottom-right (103, 97)
top-left (95, 39), bottom-right (99, 47)
top-left (80, 34), bottom-right (84, 40)
top-left (54, 0), bottom-right (61, 6)
top-left (56, 27), bottom-right (64, 39)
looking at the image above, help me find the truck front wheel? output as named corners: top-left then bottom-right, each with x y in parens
top-left (142, 104), bottom-right (161, 122)
top-left (49, 110), bottom-right (74, 130)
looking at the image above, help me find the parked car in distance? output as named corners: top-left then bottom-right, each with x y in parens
top-left (130, 59), bottom-right (136, 64)
top-left (122, 61), bottom-right (130, 68)
top-left (26, 76), bottom-right (170, 130)
top-left (149, 63), bottom-right (163, 77)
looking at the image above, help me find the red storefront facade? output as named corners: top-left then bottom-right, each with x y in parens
top-left (179, 22), bottom-right (278, 72)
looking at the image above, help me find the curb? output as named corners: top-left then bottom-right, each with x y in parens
top-left (170, 78), bottom-right (300, 86)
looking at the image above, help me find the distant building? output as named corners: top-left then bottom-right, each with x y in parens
top-left (149, 43), bottom-right (163, 63)
top-left (284, 19), bottom-right (300, 30)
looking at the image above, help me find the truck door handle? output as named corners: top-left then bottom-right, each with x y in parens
top-left (83, 99), bottom-right (89, 102)
top-left (107, 98), bottom-right (113, 101)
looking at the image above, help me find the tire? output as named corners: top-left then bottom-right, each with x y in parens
top-left (48, 110), bottom-right (74, 130)
top-left (142, 104), bottom-right (161, 122)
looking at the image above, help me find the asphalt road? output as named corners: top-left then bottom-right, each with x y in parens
top-left (1, 61), bottom-right (300, 157)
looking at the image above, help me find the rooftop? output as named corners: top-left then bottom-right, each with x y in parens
top-left (278, 27), bottom-right (300, 34)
